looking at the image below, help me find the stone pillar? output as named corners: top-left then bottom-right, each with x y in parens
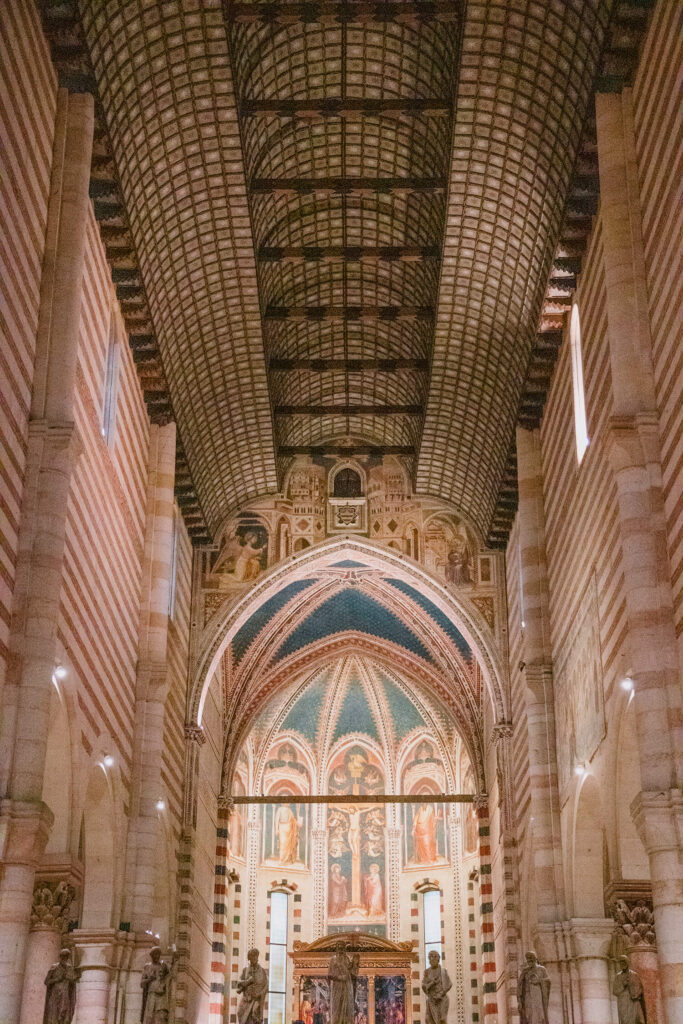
top-left (570, 918), bottom-right (614, 1024)
top-left (71, 929), bottom-right (117, 1024)
top-left (612, 896), bottom-right (663, 1024)
top-left (121, 422), bottom-right (177, 1021)
top-left (0, 87), bottom-right (94, 1024)
top-left (492, 722), bottom-right (523, 1021)
top-left (19, 879), bottom-right (76, 1024)
top-left (386, 826), bottom-right (402, 941)
top-left (596, 90), bottom-right (683, 1024)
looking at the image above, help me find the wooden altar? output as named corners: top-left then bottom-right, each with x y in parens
top-left (290, 933), bottom-right (418, 1024)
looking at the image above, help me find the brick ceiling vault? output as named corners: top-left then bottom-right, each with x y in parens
top-left (33, 1), bottom-right (652, 544)
top-left (79, 0), bottom-right (279, 535)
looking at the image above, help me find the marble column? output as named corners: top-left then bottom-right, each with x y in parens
top-left (596, 89), bottom-right (683, 1024)
top-left (19, 879), bottom-right (76, 1024)
top-left (570, 918), bottom-right (614, 1024)
top-left (0, 88), bottom-right (94, 1024)
top-left (71, 929), bottom-right (117, 1024)
top-left (121, 422), bottom-right (177, 1022)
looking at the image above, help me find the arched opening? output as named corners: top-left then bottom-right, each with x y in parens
top-left (293, 537), bottom-right (310, 552)
top-left (333, 467), bottom-right (362, 497)
top-left (572, 775), bottom-right (606, 916)
top-left (80, 764), bottom-right (115, 929)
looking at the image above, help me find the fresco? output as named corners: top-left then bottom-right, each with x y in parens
top-left (403, 800), bottom-right (447, 866)
top-left (262, 801), bottom-right (310, 866)
top-left (210, 516), bottom-right (268, 587)
top-left (327, 748), bottom-right (386, 933)
top-left (423, 515), bottom-right (476, 585)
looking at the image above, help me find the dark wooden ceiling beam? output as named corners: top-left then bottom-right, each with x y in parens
top-left (278, 445), bottom-right (416, 457)
top-left (264, 305), bottom-right (434, 322)
top-left (240, 98), bottom-right (452, 119)
top-left (257, 245), bottom-right (441, 263)
top-left (269, 357), bottom-right (429, 371)
top-left (274, 404), bottom-right (423, 416)
top-left (224, 2), bottom-right (459, 26)
top-left (250, 177), bottom-right (446, 197)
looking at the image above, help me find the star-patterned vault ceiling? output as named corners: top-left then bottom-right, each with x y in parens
top-left (39, 0), bottom-right (655, 543)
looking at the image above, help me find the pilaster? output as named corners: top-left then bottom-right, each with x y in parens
top-left (596, 89), bottom-right (682, 1024)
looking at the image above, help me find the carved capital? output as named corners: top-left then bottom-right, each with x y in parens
top-left (217, 792), bottom-right (234, 814)
top-left (472, 794), bottom-right (488, 814)
top-left (610, 897), bottom-right (656, 948)
top-left (492, 721), bottom-right (513, 742)
top-left (31, 879), bottom-right (76, 933)
top-left (184, 721), bottom-right (206, 746)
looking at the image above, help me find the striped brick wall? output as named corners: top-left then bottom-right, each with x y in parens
top-left (0, 0), bottom-right (57, 680)
top-left (477, 806), bottom-right (498, 1024)
top-left (209, 811), bottom-right (230, 1022)
top-left (467, 873), bottom-right (482, 1023)
top-left (164, 512), bottom-right (193, 839)
top-left (632, 0), bottom-right (683, 641)
top-left (58, 207), bottom-right (150, 793)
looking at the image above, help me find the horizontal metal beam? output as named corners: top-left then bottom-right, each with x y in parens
top-left (257, 245), bottom-right (441, 263)
top-left (224, 2), bottom-right (460, 25)
top-left (240, 98), bottom-right (452, 119)
top-left (250, 177), bottom-right (446, 196)
top-left (264, 305), bottom-right (434, 321)
top-left (278, 445), bottom-right (416, 457)
top-left (274, 404), bottom-right (423, 415)
top-left (229, 793), bottom-right (476, 805)
top-left (270, 358), bottom-right (429, 371)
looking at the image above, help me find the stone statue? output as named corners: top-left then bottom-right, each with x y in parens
top-left (329, 941), bottom-right (359, 1024)
top-left (518, 951), bottom-right (550, 1024)
top-left (236, 948), bottom-right (268, 1024)
top-left (43, 948), bottom-right (79, 1024)
top-left (421, 950), bottom-right (452, 1024)
top-left (141, 946), bottom-right (173, 1023)
top-left (613, 956), bottom-right (646, 1024)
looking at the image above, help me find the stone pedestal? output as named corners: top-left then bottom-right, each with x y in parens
top-left (570, 918), bottom-right (614, 1024)
top-left (71, 929), bottom-right (117, 1024)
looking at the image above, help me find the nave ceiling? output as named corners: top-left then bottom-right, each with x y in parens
top-left (39, 0), bottom-right (654, 544)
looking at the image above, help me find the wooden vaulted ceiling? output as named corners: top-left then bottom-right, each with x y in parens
top-left (39, 0), bottom-right (654, 546)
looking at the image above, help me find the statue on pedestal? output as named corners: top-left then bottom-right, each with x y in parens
top-left (329, 941), bottom-right (359, 1024)
top-left (141, 946), bottom-right (173, 1023)
top-left (43, 948), bottom-right (79, 1024)
top-left (518, 951), bottom-right (550, 1024)
top-left (237, 948), bottom-right (268, 1024)
top-left (422, 950), bottom-right (452, 1024)
top-left (613, 956), bottom-right (646, 1024)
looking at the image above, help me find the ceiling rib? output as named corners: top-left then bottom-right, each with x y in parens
top-left (257, 246), bottom-right (441, 263)
top-left (264, 307), bottom-right (434, 323)
top-left (279, 446), bottom-right (416, 457)
top-left (270, 358), bottom-right (429, 371)
top-left (274, 405), bottom-right (423, 417)
top-left (240, 98), bottom-right (452, 118)
top-left (224, 3), bottom-right (460, 25)
top-left (249, 178), bottom-right (447, 197)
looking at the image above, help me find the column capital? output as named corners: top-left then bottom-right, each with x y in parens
top-left (605, 413), bottom-right (660, 473)
top-left (569, 917), bottom-right (615, 960)
top-left (30, 879), bottom-right (76, 934)
top-left (0, 799), bottom-right (53, 866)
top-left (522, 663), bottom-right (554, 703)
top-left (184, 721), bottom-right (206, 746)
top-left (631, 789), bottom-right (682, 855)
top-left (70, 928), bottom-right (119, 968)
top-left (492, 721), bottom-right (514, 742)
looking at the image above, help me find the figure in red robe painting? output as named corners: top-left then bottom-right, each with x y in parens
top-left (412, 802), bottom-right (438, 863)
top-left (329, 863), bottom-right (349, 917)
top-left (363, 862), bottom-right (384, 917)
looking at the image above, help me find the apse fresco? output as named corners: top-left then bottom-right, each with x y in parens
top-left (262, 802), bottom-right (310, 867)
top-left (327, 748), bottom-right (386, 934)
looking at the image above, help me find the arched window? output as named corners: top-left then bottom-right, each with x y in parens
top-left (267, 889), bottom-right (289, 1024)
top-left (422, 887), bottom-right (442, 966)
top-left (333, 467), bottom-right (362, 498)
top-left (570, 304), bottom-right (589, 464)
